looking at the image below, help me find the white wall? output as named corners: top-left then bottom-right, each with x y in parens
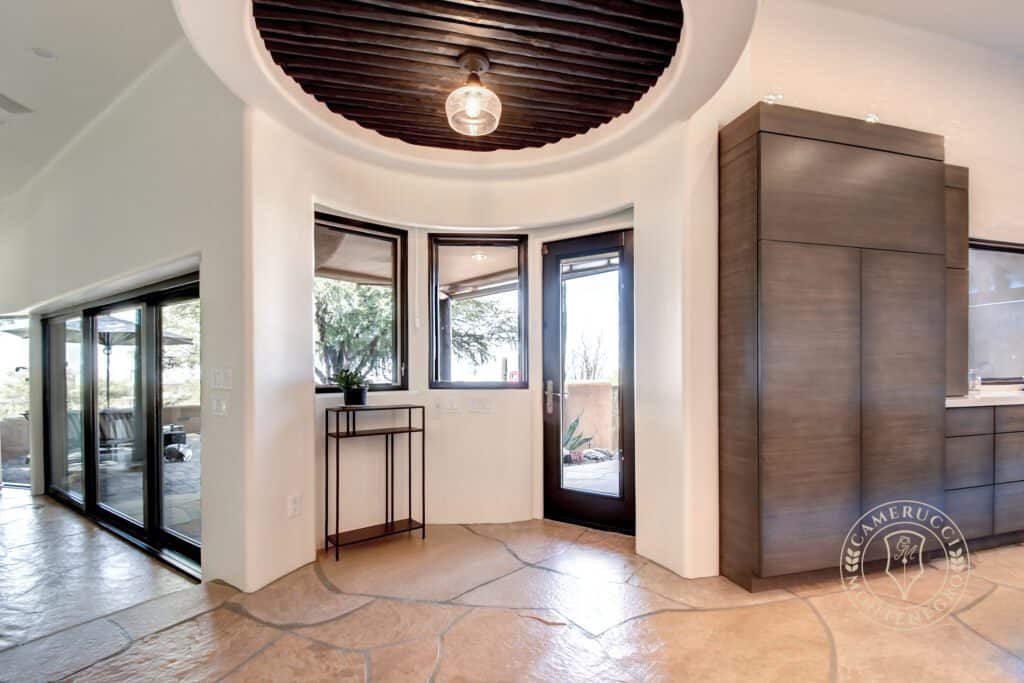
top-left (0, 41), bottom-right (249, 589)
top-left (246, 108), bottom-right (721, 587)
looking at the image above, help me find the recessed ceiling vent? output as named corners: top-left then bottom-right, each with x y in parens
top-left (0, 93), bottom-right (33, 115)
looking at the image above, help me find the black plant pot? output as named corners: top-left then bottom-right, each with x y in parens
top-left (344, 386), bottom-right (368, 406)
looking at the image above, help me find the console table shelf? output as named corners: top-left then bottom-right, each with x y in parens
top-left (324, 404), bottom-right (425, 559)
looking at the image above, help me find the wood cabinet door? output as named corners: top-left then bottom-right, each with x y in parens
top-left (862, 250), bottom-right (946, 510)
top-left (946, 268), bottom-right (968, 396)
top-left (760, 134), bottom-right (945, 254)
top-left (758, 241), bottom-right (862, 577)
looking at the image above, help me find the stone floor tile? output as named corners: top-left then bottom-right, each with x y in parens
top-left (112, 581), bottom-right (238, 639)
top-left (962, 544), bottom-right (1024, 590)
top-left (456, 565), bottom-right (684, 635)
top-left (230, 565), bottom-right (371, 626)
top-left (811, 589), bottom-right (1024, 681)
top-left (70, 609), bottom-right (279, 682)
top-left (370, 637), bottom-right (440, 682)
top-left (538, 529), bottom-right (647, 583)
top-left (317, 525), bottom-right (522, 601)
top-left (436, 608), bottom-right (625, 682)
top-left (600, 600), bottom-right (832, 682)
top-left (0, 488), bottom-right (36, 510)
top-left (958, 585), bottom-right (1024, 657)
top-left (628, 562), bottom-right (795, 608)
top-left (467, 519), bottom-right (587, 564)
top-left (859, 564), bottom-right (994, 613)
top-left (298, 598), bottom-right (466, 650)
top-left (223, 633), bottom-right (365, 682)
top-left (0, 618), bottom-right (129, 683)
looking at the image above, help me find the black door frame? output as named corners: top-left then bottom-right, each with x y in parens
top-left (43, 274), bottom-right (201, 568)
top-left (542, 230), bottom-right (636, 534)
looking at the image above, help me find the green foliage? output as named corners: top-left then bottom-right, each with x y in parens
top-left (314, 279), bottom-right (395, 384)
top-left (449, 296), bottom-right (519, 366)
top-left (561, 413), bottom-right (594, 452)
top-left (314, 278), bottom-right (520, 383)
top-left (333, 367), bottom-right (368, 390)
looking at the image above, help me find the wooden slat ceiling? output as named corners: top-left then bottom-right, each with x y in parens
top-left (253, 0), bottom-right (684, 152)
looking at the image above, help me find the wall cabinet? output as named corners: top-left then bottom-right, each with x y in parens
top-left (719, 104), bottom-right (946, 589)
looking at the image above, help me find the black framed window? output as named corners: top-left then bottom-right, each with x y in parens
top-left (969, 239), bottom-right (1024, 383)
top-left (314, 213), bottom-right (408, 392)
top-left (429, 234), bottom-right (528, 389)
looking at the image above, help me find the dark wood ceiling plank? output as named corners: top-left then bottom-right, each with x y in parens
top-left (260, 31), bottom-right (657, 86)
top-left (263, 40), bottom-right (653, 93)
top-left (317, 92), bottom-right (611, 130)
top-left (311, 87), bottom-right (615, 127)
top-left (252, 3), bottom-right (668, 66)
top-left (439, 0), bottom-right (681, 34)
top-left (532, 0), bottom-right (681, 27)
top-left (276, 58), bottom-right (644, 104)
top-left (344, 0), bottom-right (678, 47)
top-left (292, 68), bottom-right (634, 113)
top-left (254, 16), bottom-right (664, 78)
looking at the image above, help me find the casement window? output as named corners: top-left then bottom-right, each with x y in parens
top-left (428, 234), bottom-right (528, 389)
top-left (969, 240), bottom-right (1024, 382)
top-left (314, 214), bottom-right (408, 391)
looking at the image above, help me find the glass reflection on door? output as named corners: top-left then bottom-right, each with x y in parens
top-left (47, 318), bottom-right (84, 500)
top-left (160, 299), bottom-right (201, 544)
top-left (96, 307), bottom-right (145, 525)
top-left (559, 252), bottom-right (622, 497)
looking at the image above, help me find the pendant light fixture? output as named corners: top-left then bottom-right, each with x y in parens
top-left (446, 51), bottom-right (501, 137)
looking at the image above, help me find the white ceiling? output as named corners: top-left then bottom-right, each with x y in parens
top-left (807, 0), bottom-right (1024, 59)
top-left (0, 1), bottom-right (183, 199)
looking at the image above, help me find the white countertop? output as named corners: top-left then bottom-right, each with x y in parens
top-left (946, 387), bottom-right (1024, 408)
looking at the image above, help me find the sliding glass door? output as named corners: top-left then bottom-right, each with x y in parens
top-left (44, 277), bottom-right (200, 566)
top-left (46, 317), bottom-right (85, 502)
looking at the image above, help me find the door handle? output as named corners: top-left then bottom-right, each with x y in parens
top-left (545, 380), bottom-right (567, 414)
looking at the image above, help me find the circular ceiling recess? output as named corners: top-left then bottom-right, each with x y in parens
top-left (252, 1), bottom-right (684, 153)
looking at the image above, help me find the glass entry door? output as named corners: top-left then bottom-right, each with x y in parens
top-left (542, 231), bottom-right (635, 533)
top-left (44, 277), bottom-right (201, 566)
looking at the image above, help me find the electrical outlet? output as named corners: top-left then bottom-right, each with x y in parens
top-left (287, 495), bottom-right (302, 518)
top-left (444, 397), bottom-right (460, 413)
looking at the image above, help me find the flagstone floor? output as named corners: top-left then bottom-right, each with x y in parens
top-left (2, 485), bottom-right (1024, 681)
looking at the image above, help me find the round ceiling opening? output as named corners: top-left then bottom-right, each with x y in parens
top-left (252, 1), bottom-right (684, 152)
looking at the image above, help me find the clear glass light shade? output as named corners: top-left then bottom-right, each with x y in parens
top-left (446, 81), bottom-right (501, 137)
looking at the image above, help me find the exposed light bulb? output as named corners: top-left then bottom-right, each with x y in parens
top-left (865, 113), bottom-right (880, 124)
top-left (471, 250), bottom-right (488, 261)
top-left (446, 52), bottom-right (501, 137)
top-left (762, 91), bottom-right (784, 105)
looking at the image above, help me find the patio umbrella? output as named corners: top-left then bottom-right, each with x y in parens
top-left (1, 316), bottom-right (193, 408)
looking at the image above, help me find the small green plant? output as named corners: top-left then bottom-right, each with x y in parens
top-left (562, 414), bottom-right (593, 452)
top-left (333, 368), bottom-right (368, 391)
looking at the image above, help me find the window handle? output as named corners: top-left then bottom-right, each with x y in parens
top-left (544, 380), bottom-right (566, 414)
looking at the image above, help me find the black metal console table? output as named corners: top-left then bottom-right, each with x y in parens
top-left (324, 404), bottom-right (425, 560)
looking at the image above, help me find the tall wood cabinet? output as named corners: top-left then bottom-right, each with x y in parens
top-left (719, 104), bottom-right (947, 589)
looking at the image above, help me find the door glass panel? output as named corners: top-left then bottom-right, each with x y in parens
top-left (47, 318), bottom-right (84, 499)
top-left (560, 252), bottom-right (622, 497)
top-left (160, 299), bottom-right (201, 544)
top-left (0, 318), bottom-right (32, 487)
top-left (97, 307), bottom-right (144, 524)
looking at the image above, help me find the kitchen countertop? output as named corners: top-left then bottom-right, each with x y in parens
top-left (946, 387), bottom-right (1024, 408)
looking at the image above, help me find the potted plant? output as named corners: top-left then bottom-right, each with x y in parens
top-left (334, 368), bottom-right (369, 406)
